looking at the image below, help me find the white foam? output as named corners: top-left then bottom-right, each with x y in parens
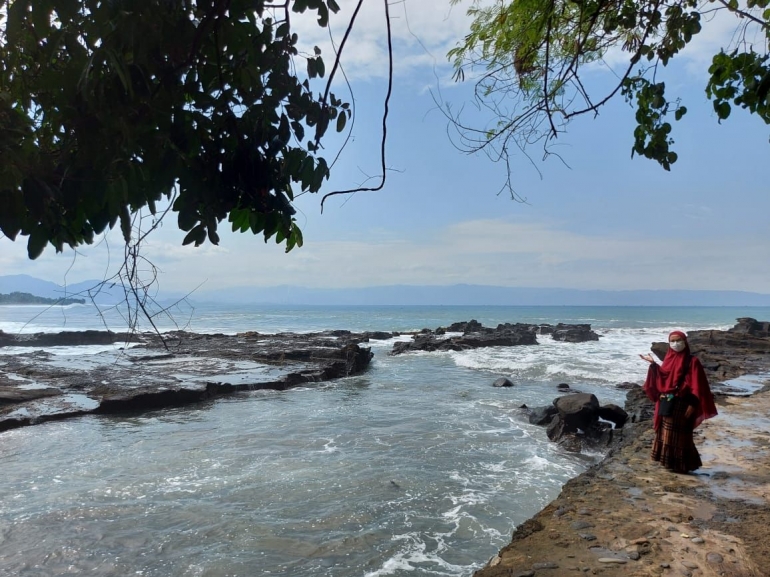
top-left (364, 533), bottom-right (470, 577)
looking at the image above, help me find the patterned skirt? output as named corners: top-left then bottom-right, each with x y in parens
top-left (651, 396), bottom-right (702, 473)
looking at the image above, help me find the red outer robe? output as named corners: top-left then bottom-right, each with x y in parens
top-left (643, 336), bottom-right (718, 431)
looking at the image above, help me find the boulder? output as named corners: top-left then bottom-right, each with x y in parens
top-left (551, 324), bottom-right (600, 343)
top-left (557, 383), bottom-right (571, 390)
top-left (615, 381), bottom-right (638, 390)
top-left (729, 317), bottom-right (770, 337)
top-left (362, 331), bottom-right (395, 340)
top-left (529, 405), bottom-right (558, 426)
top-left (546, 414), bottom-right (566, 441)
top-left (493, 377), bottom-right (514, 388)
top-left (651, 342), bottom-right (668, 361)
top-left (553, 393), bottom-right (600, 433)
top-left (597, 404), bottom-right (629, 428)
top-left (623, 385), bottom-right (654, 424)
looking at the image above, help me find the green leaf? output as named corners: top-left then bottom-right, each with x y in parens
top-left (336, 110), bottom-right (347, 132)
top-left (119, 206), bottom-right (132, 242)
top-left (182, 224), bottom-right (207, 246)
top-left (291, 120), bottom-right (305, 141)
top-left (27, 226), bottom-right (49, 260)
top-left (716, 101), bottom-right (732, 120)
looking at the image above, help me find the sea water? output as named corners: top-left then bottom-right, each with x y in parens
top-left (1, 304), bottom-right (768, 576)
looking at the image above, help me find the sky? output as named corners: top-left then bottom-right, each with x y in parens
top-left (2, 0), bottom-right (770, 295)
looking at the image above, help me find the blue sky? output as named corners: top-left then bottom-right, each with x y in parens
top-left (2, 0), bottom-right (769, 294)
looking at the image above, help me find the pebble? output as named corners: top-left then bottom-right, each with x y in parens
top-left (554, 507), bottom-right (570, 517)
top-left (571, 521), bottom-right (593, 530)
top-left (598, 558), bottom-right (627, 564)
top-left (578, 533), bottom-right (597, 541)
top-left (628, 551), bottom-right (641, 561)
top-left (661, 563), bottom-right (671, 568)
top-left (691, 537), bottom-right (705, 544)
top-left (706, 552), bottom-right (724, 564)
top-left (681, 560), bottom-right (699, 569)
top-left (578, 508), bottom-right (592, 516)
top-left (532, 562), bottom-right (559, 570)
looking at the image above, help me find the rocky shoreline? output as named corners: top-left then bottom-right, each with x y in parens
top-left (0, 329), bottom-right (377, 432)
top-left (0, 320), bottom-right (600, 434)
top-left (2, 318), bottom-right (770, 576)
top-left (473, 387), bottom-right (770, 577)
top-left (473, 318), bottom-right (770, 577)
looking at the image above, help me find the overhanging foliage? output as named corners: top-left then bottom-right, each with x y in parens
top-left (448, 0), bottom-right (770, 182)
top-left (0, 0), bottom-right (350, 258)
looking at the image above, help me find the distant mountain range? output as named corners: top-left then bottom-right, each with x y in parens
top-left (3, 274), bottom-right (770, 307)
top-left (0, 275), bottom-right (136, 305)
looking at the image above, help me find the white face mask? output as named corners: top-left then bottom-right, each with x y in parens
top-left (669, 340), bottom-right (686, 353)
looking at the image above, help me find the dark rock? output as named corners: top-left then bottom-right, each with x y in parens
top-left (390, 323), bottom-right (537, 355)
top-left (493, 377), bottom-right (515, 388)
top-left (550, 324), bottom-right (600, 343)
top-left (598, 404), bottom-right (629, 428)
top-left (651, 341), bottom-right (669, 361)
top-left (0, 330), bottom-right (139, 348)
top-left (0, 386), bottom-right (62, 405)
top-left (531, 562), bottom-right (559, 570)
top-left (624, 385), bottom-right (654, 424)
top-left (729, 317), bottom-right (770, 337)
top-left (511, 518), bottom-right (544, 542)
top-left (553, 393), bottom-right (600, 433)
top-left (616, 381), bottom-right (638, 389)
top-left (0, 330), bottom-right (375, 433)
top-left (447, 320), bottom-right (484, 333)
top-left (571, 521), bottom-right (593, 530)
top-left (362, 331), bottom-right (394, 340)
top-left (557, 383), bottom-right (571, 390)
top-left (706, 553), bottom-right (724, 564)
top-left (390, 321), bottom-right (601, 355)
top-left (529, 405), bottom-right (558, 426)
top-left (546, 414), bottom-right (566, 441)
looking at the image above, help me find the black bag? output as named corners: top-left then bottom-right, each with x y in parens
top-left (658, 394), bottom-right (675, 417)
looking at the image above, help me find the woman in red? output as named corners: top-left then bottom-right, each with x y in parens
top-left (640, 331), bottom-right (718, 473)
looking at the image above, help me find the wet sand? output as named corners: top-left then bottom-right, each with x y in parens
top-left (475, 389), bottom-right (770, 577)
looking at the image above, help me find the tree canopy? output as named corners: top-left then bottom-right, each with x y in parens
top-left (447, 0), bottom-right (770, 180)
top-left (0, 0), bottom-right (351, 259)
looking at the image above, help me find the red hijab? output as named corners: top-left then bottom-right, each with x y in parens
top-left (658, 330), bottom-right (691, 394)
top-left (644, 330), bottom-right (717, 429)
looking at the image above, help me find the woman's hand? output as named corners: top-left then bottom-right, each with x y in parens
top-left (639, 354), bottom-right (656, 364)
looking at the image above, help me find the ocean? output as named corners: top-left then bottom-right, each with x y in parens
top-left (1, 304), bottom-right (768, 577)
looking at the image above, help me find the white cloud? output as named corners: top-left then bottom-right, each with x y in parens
top-left (289, 0), bottom-right (477, 83)
top-left (5, 217), bottom-right (769, 293)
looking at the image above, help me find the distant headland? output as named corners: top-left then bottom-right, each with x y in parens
top-left (0, 292), bottom-right (85, 306)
